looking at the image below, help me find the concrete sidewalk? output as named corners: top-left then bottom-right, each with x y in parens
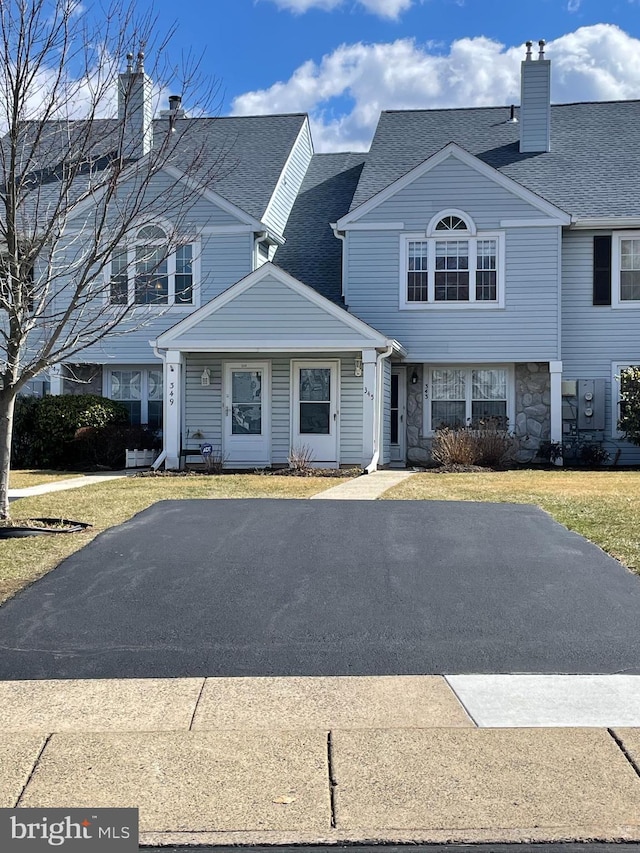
top-left (8, 471), bottom-right (128, 499)
top-left (310, 469), bottom-right (416, 499)
top-left (1, 675), bottom-right (639, 845)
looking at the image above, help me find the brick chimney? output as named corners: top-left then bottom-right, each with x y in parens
top-left (520, 40), bottom-right (551, 153)
top-left (118, 51), bottom-right (153, 159)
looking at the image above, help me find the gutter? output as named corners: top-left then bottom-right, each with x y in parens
top-left (365, 344), bottom-right (394, 474)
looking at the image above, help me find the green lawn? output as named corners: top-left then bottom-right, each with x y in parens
top-left (0, 474), bottom-right (336, 605)
top-left (382, 468), bottom-right (640, 576)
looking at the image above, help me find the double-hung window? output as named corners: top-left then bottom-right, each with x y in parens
top-left (424, 366), bottom-right (511, 433)
top-left (612, 234), bottom-right (640, 307)
top-left (401, 211), bottom-right (504, 309)
top-left (109, 225), bottom-right (196, 307)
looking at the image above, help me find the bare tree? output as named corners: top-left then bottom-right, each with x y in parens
top-left (0, 0), bottom-right (227, 518)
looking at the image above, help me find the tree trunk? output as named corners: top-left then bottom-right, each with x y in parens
top-left (0, 390), bottom-right (17, 520)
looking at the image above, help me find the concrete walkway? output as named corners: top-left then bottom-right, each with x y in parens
top-left (310, 468), bottom-right (416, 499)
top-left (1, 675), bottom-right (639, 845)
top-left (8, 472), bottom-right (128, 499)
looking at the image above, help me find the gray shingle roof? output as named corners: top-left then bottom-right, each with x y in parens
top-left (4, 113), bottom-right (307, 224)
top-left (275, 152), bottom-right (366, 304)
top-left (350, 101), bottom-right (640, 219)
top-left (162, 114), bottom-right (307, 220)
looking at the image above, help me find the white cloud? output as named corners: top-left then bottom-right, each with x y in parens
top-left (266, 0), bottom-right (412, 19)
top-left (567, 0), bottom-right (582, 11)
top-left (231, 24), bottom-right (640, 151)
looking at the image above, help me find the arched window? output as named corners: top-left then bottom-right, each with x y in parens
top-left (434, 215), bottom-right (468, 232)
top-left (402, 210), bottom-right (502, 308)
top-left (109, 223), bottom-right (195, 307)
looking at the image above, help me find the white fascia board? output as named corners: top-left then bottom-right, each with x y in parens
top-left (500, 218), bottom-right (567, 228)
top-left (159, 341), bottom-right (391, 353)
top-left (340, 222), bottom-right (405, 231)
top-left (337, 142), bottom-right (571, 228)
top-left (155, 262), bottom-right (390, 348)
top-left (571, 217), bottom-right (640, 229)
top-left (162, 165), bottom-right (265, 230)
top-left (262, 117), bottom-right (312, 229)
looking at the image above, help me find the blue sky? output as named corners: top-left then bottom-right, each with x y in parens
top-left (141, 1), bottom-right (639, 149)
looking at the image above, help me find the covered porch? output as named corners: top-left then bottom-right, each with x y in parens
top-left (151, 264), bottom-right (404, 470)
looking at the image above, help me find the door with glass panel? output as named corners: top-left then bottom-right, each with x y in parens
top-left (223, 362), bottom-right (270, 466)
top-left (390, 367), bottom-right (406, 464)
top-left (292, 361), bottom-right (338, 466)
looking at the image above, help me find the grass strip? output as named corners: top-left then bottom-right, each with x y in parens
top-left (382, 469), bottom-right (640, 575)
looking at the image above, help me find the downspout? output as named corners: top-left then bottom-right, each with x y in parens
top-left (253, 230), bottom-right (268, 268)
top-left (365, 344), bottom-right (394, 474)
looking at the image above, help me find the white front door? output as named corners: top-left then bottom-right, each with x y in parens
top-left (390, 367), bottom-right (407, 465)
top-left (291, 361), bottom-right (339, 467)
top-left (223, 361), bottom-right (270, 467)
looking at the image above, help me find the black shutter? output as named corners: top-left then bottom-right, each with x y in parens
top-left (593, 235), bottom-right (612, 305)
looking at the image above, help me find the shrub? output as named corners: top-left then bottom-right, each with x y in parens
top-left (11, 395), bottom-right (40, 468)
top-left (13, 394), bottom-right (129, 469)
top-left (73, 423), bottom-right (160, 470)
top-left (431, 426), bottom-right (519, 468)
top-left (288, 444), bottom-right (315, 472)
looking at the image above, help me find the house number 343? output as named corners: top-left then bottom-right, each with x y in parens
top-left (363, 387), bottom-right (374, 400)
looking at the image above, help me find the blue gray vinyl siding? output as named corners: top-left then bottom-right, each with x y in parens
top-left (353, 155), bottom-right (550, 227)
top-left (346, 225), bottom-right (560, 361)
top-left (184, 352), bottom-right (363, 465)
top-left (263, 119), bottom-right (313, 237)
top-left (73, 233), bottom-right (253, 364)
top-left (175, 274), bottom-right (368, 345)
top-left (561, 228), bottom-right (640, 463)
top-left (519, 59), bottom-right (551, 154)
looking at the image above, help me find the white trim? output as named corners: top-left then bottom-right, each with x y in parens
top-left (290, 359), bottom-right (340, 466)
top-left (262, 118), bottom-right (312, 229)
top-left (104, 230), bottom-right (202, 311)
top-left (222, 360), bottom-right (272, 467)
top-left (103, 364), bottom-right (164, 426)
top-left (154, 262), bottom-right (392, 349)
top-left (611, 362), bottom-right (638, 439)
top-left (199, 225), bottom-right (258, 235)
top-left (339, 222), bottom-right (405, 231)
top-left (549, 361), bottom-right (563, 449)
top-left (500, 218), bottom-right (566, 228)
top-left (399, 230), bottom-right (505, 310)
top-left (427, 209), bottom-right (476, 237)
top-left (572, 217), bottom-right (640, 229)
top-left (422, 363), bottom-right (515, 436)
top-left (612, 231), bottom-right (640, 309)
top-left (336, 143), bottom-right (571, 228)
top-left (159, 340), bottom-right (393, 353)
top-left (390, 365), bottom-right (407, 465)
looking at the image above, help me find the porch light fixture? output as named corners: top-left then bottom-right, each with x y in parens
top-left (354, 357), bottom-right (363, 377)
top-left (200, 367), bottom-right (211, 387)
top-left (411, 369), bottom-right (419, 385)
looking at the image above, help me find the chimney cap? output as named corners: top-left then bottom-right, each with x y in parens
top-left (538, 39), bottom-right (546, 59)
top-left (525, 40), bottom-right (533, 60)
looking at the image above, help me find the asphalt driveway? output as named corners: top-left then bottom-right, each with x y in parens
top-left (0, 499), bottom-right (639, 679)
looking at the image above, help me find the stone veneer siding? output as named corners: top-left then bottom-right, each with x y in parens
top-left (404, 362), bottom-right (551, 466)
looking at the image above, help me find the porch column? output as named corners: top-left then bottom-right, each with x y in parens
top-left (549, 360), bottom-right (563, 465)
top-left (165, 350), bottom-right (183, 469)
top-left (362, 348), bottom-right (377, 468)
